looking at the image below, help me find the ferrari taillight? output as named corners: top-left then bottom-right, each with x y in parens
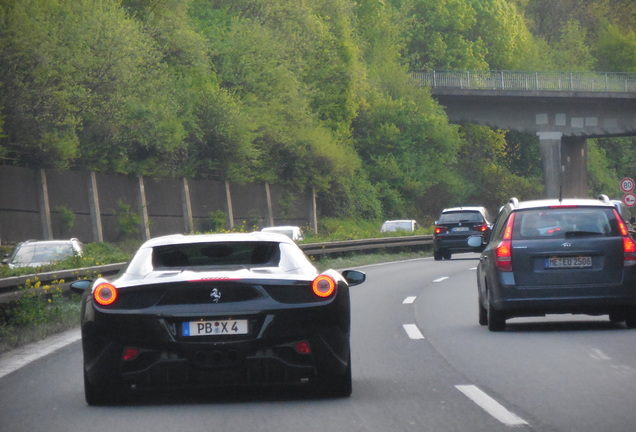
top-left (312, 275), bottom-right (336, 298)
top-left (93, 282), bottom-right (118, 306)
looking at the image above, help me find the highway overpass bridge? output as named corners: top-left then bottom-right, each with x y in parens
top-left (413, 71), bottom-right (636, 198)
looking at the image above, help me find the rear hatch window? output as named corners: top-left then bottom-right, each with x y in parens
top-left (511, 207), bottom-right (624, 287)
top-left (439, 211), bottom-right (484, 224)
top-left (152, 242), bottom-right (281, 269)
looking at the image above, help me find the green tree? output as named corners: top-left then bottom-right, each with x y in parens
top-left (397, 0), bottom-right (489, 71)
top-left (594, 21), bottom-right (636, 72)
top-left (551, 20), bottom-right (596, 71)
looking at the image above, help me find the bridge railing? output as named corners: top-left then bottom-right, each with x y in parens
top-left (412, 71), bottom-right (636, 93)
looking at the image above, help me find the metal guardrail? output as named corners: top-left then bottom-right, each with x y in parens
top-left (0, 236), bottom-right (433, 303)
top-left (412, 70), bottom-right (636, 93)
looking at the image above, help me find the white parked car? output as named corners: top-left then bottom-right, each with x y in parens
top-left (261, 225), bottom-right (304, 241)
top-left (380, 220), bottom-right (420, 233)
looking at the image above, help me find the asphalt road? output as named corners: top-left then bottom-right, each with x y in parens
top-left (1, 255), bottom-right (635, 432)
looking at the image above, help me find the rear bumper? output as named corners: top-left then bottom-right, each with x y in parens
top-left (81, 304), bottom-right (350, 390)
top-left (434, 236), bottom-right (484, 253)
top-left (491, 282), bottom-right (636, 317)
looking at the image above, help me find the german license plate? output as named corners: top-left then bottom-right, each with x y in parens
top-left (546, 256), bottom-right (592, 269)
top-left (452, 227), bottom-right (469, 232)
top-left (182, 319), bottom-right (248, 336)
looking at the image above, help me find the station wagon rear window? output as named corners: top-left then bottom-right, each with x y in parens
top-left (515, 208), bottom-right (619, 239)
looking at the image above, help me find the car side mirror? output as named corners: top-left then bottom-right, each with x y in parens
top-left (341, 270), bottom-right (366, 287)
top-left (70, 279), bottom-right (92, 294)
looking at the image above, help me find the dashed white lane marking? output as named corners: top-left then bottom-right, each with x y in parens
top-left (433, 276), bottom-right (449, 283)
top-left (0, 328), bottom-right (80, 380)
top-left (456, 385), bottom-right (529, 427)
top-left (403, 324), bottom-right (425, 340)
top-left (589, 348), bottom-right (611, 361)
top-left (403, 296), bottom-right (417, 304)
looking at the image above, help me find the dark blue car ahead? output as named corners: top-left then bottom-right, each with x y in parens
top-left (477, 196), bottom-right (636, 331)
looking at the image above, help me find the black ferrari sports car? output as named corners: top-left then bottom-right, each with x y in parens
top-left (71, 232), bottom-right (365, 405)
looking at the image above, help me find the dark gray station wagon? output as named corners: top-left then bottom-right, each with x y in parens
top-left (477, 195), bottom-right (636, 331)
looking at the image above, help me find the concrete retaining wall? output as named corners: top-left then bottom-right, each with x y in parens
top-left (0, 166), bottom-right (316, 244)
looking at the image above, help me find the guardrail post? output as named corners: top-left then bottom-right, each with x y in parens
top-left (310, 187), bottom-right (318, 235)
top-left (88, 171), bottom-right (103, 242)
top-left (265, 183), bottom-right (274, 227)
top-left (225, 181), bottom-right (234, 229)
top-left (181, 178), bottom-right (194, 233)
top-left (137, 176), bottom-right (151, 241)
top-left (38, 169), bottom-right (53, 240)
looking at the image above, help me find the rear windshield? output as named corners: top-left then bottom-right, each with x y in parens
top-left (381, 221), bottom-right (416, 231)
top-left (152, 242), bottom-right (280, 268)
top-left (438, 211), bottom-right (484, 224)
top-left (514, 207), bottom-right (619, 239)
top-left (12, 242), bottom-right (75, 264)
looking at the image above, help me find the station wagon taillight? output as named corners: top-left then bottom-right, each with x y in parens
top-left (495, 213), bottom-right (515, 272)
top-left (615, 209), bottom-right (636, 267)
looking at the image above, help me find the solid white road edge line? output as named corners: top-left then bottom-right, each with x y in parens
top-left (0, 328), bottom-right (81, 380)
top-left (403, 324), bottom-right (425, 340)
top-left (455, 385), bottom-right (529, 427)
top-left (403, 296), bottom-right (417, 304)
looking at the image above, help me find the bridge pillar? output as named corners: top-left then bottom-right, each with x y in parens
top-left (537, 132), bottom-right (588, 199)
top-left (561, 136), bottom-right (587, 198)
top-left (537, 132), bottom-right (562, 198)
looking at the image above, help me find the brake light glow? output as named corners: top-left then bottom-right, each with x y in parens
top-left (122, 347), bottom-right (140, 361)
top-left (495, 213), bottom-right (515, 272)
top-left (615, 209), bottom-right (636, 267)
top-left (503, 213), bottom-right (515, 240)
top-left (312, 275), bottom-right (336, 298)
top-left (93, 282), bottom-right (118, 306)
top-left (475, 224), bottom-right (489, 232)
top-left (434, 226), bottom-right (448, 235)
top-left (294, 341), bottom-right (312, 355)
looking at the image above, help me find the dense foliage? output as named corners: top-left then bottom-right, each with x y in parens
top-left (1, 0), bottom-right (634, 220)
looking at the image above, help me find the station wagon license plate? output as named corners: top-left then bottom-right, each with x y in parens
top-left (546, 256), bottom-right (592, 269)
top-left (182, 319), bottom-right (248, 336)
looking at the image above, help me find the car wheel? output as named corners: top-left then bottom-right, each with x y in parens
top-left (625, 309), bottom-right (636, 329)
top-left (487, 303), bottom-right (506, 332)
top-left (84, 370), bottom-right (123, 406)
top-left (478, 298), bottom-right (488, 326)
top-left (609, 312), bottom-right (626, 323)
top-left (443, 251), bottom-right (452, 260)
top-left (317, 354), bottom-right (352, 398)
top-left (433, 250), bottom-right (442, 261)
